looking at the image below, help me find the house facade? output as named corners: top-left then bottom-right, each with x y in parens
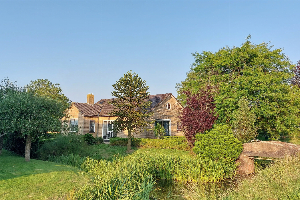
top-left (65, 93), bottom-right (183, 140)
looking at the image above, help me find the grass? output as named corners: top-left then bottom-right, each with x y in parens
top-left (223, 155), bottom-right (300, 199)
top-left (0, 150), bottom-right (88, 200)
top-left (87, 143), bottom-right (130, 160)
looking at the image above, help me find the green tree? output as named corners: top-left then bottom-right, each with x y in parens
top-left (0, 78), bottom-right (20, 155)
top-left (232, 98), bottom-right (257, 143)
top-left (111, 71), bottom-right (152, 152)
top-left (26, 79), bottom-right (70, 109)
top-left (177, 37), bottom-right (300, 139)
top-left (0, 78), bottom-right (69, 161)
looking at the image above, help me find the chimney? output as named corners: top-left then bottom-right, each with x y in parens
top-left (87, 93), bottom-right (94, 104)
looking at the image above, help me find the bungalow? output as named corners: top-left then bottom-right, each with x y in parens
top-left (65, 93), bottom-right (183, 140)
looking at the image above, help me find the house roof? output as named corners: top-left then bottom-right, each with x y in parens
top-left (73, 93), bottom-right (175, 117)
top-left (73, 103), bottom-right (102, 117)
top-left (148, 93), bottom-right (172, 109)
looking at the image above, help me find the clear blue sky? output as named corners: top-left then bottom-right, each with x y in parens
top-left (1, 0), bottom-right (299, 103)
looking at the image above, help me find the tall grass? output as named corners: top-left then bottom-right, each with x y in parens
top-left (223, 155), bottom-right (300, 199)
top-left (75, 148), bottom-right (238, 199)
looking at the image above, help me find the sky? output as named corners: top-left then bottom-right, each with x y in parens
top-left (0, 0), bottom-right (299, 103)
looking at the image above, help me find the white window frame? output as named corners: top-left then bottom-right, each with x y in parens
top-left (166, 102), bottom-right (171, 110)
top-left (102, 120), bottom-right (114, 139)
top-left (69, 118), bottom-right (78, 132)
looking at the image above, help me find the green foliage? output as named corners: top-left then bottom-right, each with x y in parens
top-left (232, 98), bottom-right (257, 143)
top-left (0, 78), bottom-right (69, 161)
top-left (154, 123), bottom-right (166, 139)
top-left (110, 137), bottom-right (142, 147)
top-left (225, 155), bottom-right (300, 199)
top-left (3, 132), bottom-right (55, 158)
top-left (177, 39), bottom-right (300, 140)
top-left (0, 150), bottom-right (88, 199)
top-left (111, 71), bottom-right (152, 151)
top-left (75, 148), bottom-right (237, 199)
top-left (38, 134), bottom-right (89, 160)
top-left (26, 79), bottom-right (70, 110)
top-left (48, 153), bottom-right (86, 168)
top-left (193, 124), bottom-right (243, 161)
top-left (109, 136), bottom-right (191, 151)
top-left (83, 133), bottom-right (103, 145)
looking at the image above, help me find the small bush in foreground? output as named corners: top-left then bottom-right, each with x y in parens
top-left (193, 124), bottom-right (243, 161)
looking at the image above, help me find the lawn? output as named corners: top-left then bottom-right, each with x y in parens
top-left (0, 150), bottom-right (88, 200)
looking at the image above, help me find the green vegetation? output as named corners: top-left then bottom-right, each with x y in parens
top-left (232, 98), bottom-right (257, 143)
top-left (193, 124), bottom-right (243, 161)
top-left (224, 155), bottom-right (300, 199)
top-left (177, 38), bottom-right (300, 140)
top-left (38, 134), bottom-right (128, 164)
top-left (111, 71), bottom-right (152, 151)
top-left (0, 150), bottom-right (88, 200)
top-left (0, 78), bottom-right (70, 161)
top-left (110, 136), bottom-right (191, 151)
top-left (76, 148), bottom-right (237, 199)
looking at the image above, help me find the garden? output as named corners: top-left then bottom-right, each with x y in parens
top-left (2, 39), bottom-right (300, 199)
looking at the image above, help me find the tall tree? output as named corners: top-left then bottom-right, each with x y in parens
top-left (177, 37), bottom-right (300, 140)
top-left (180, 86), bottom-right (217, 145)
top-left (111, 71), bottom-right (152, 152)
top-left (0, 78), bottom-right (69, 161)
top-left (26, 79), bottom-right (70, 109)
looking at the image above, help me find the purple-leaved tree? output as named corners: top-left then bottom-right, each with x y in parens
top-left (180, 86), bottom-right (218, 145)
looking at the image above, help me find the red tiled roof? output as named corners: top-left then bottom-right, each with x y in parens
top-left (74, 93), bottom-right (173, 117)
top-left (73, 103), bottom-right (102, 117)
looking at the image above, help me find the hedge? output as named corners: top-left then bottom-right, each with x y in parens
top-left (109, 136), bottom-right (191, 151)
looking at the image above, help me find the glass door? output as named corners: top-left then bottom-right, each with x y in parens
top-left (102, 120), bottom-right (114, 140)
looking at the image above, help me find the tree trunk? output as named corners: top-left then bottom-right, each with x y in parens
top-left (127, 129), bottom-right (131, 152)
top-left (25, 134), bottom-right (31, 162)
top-left (0, 134), bottom-right (3, 155)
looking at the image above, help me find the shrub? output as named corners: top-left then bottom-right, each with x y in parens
top-left (76, 148), bottom-right (237, 199)
top-left (110, 136), bottom-right (191, 151)
top-left (3, 132), bottom-right (56, 158)
top-left (110, 137), bottom-right (142, 147)
top-left (193, 124), bottom-right (243, 161)
top-left (83, 133), bottom-right (103, 145)
top-left (38, 134), bottom-right (90, 160)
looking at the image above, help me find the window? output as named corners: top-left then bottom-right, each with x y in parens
top-left (103, 120), bottom-right (114, 140)
top-left (70, 119), bottom-right (78, 132)
top-left (90, 120), bottom-right (95, 133)
top-left (155, 120), bottom-right (171, 136)
top-left (166, 102), bottom-right (171, 110)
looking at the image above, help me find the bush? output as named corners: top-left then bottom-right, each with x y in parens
top-left (83, 133), bottom-right (103, 145)
top-left (193, 124), bottom-right (243, 161)
top-left (3, 132), bottom-right (56, 158)
top-left (110, 137), bottom-right (142, 147)
top-left (76, 148), bottom-right (237, 199)
top-left (38, 134), bottom-right (90, 160)
top-left (110, 136), bottom-right (191, 151)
